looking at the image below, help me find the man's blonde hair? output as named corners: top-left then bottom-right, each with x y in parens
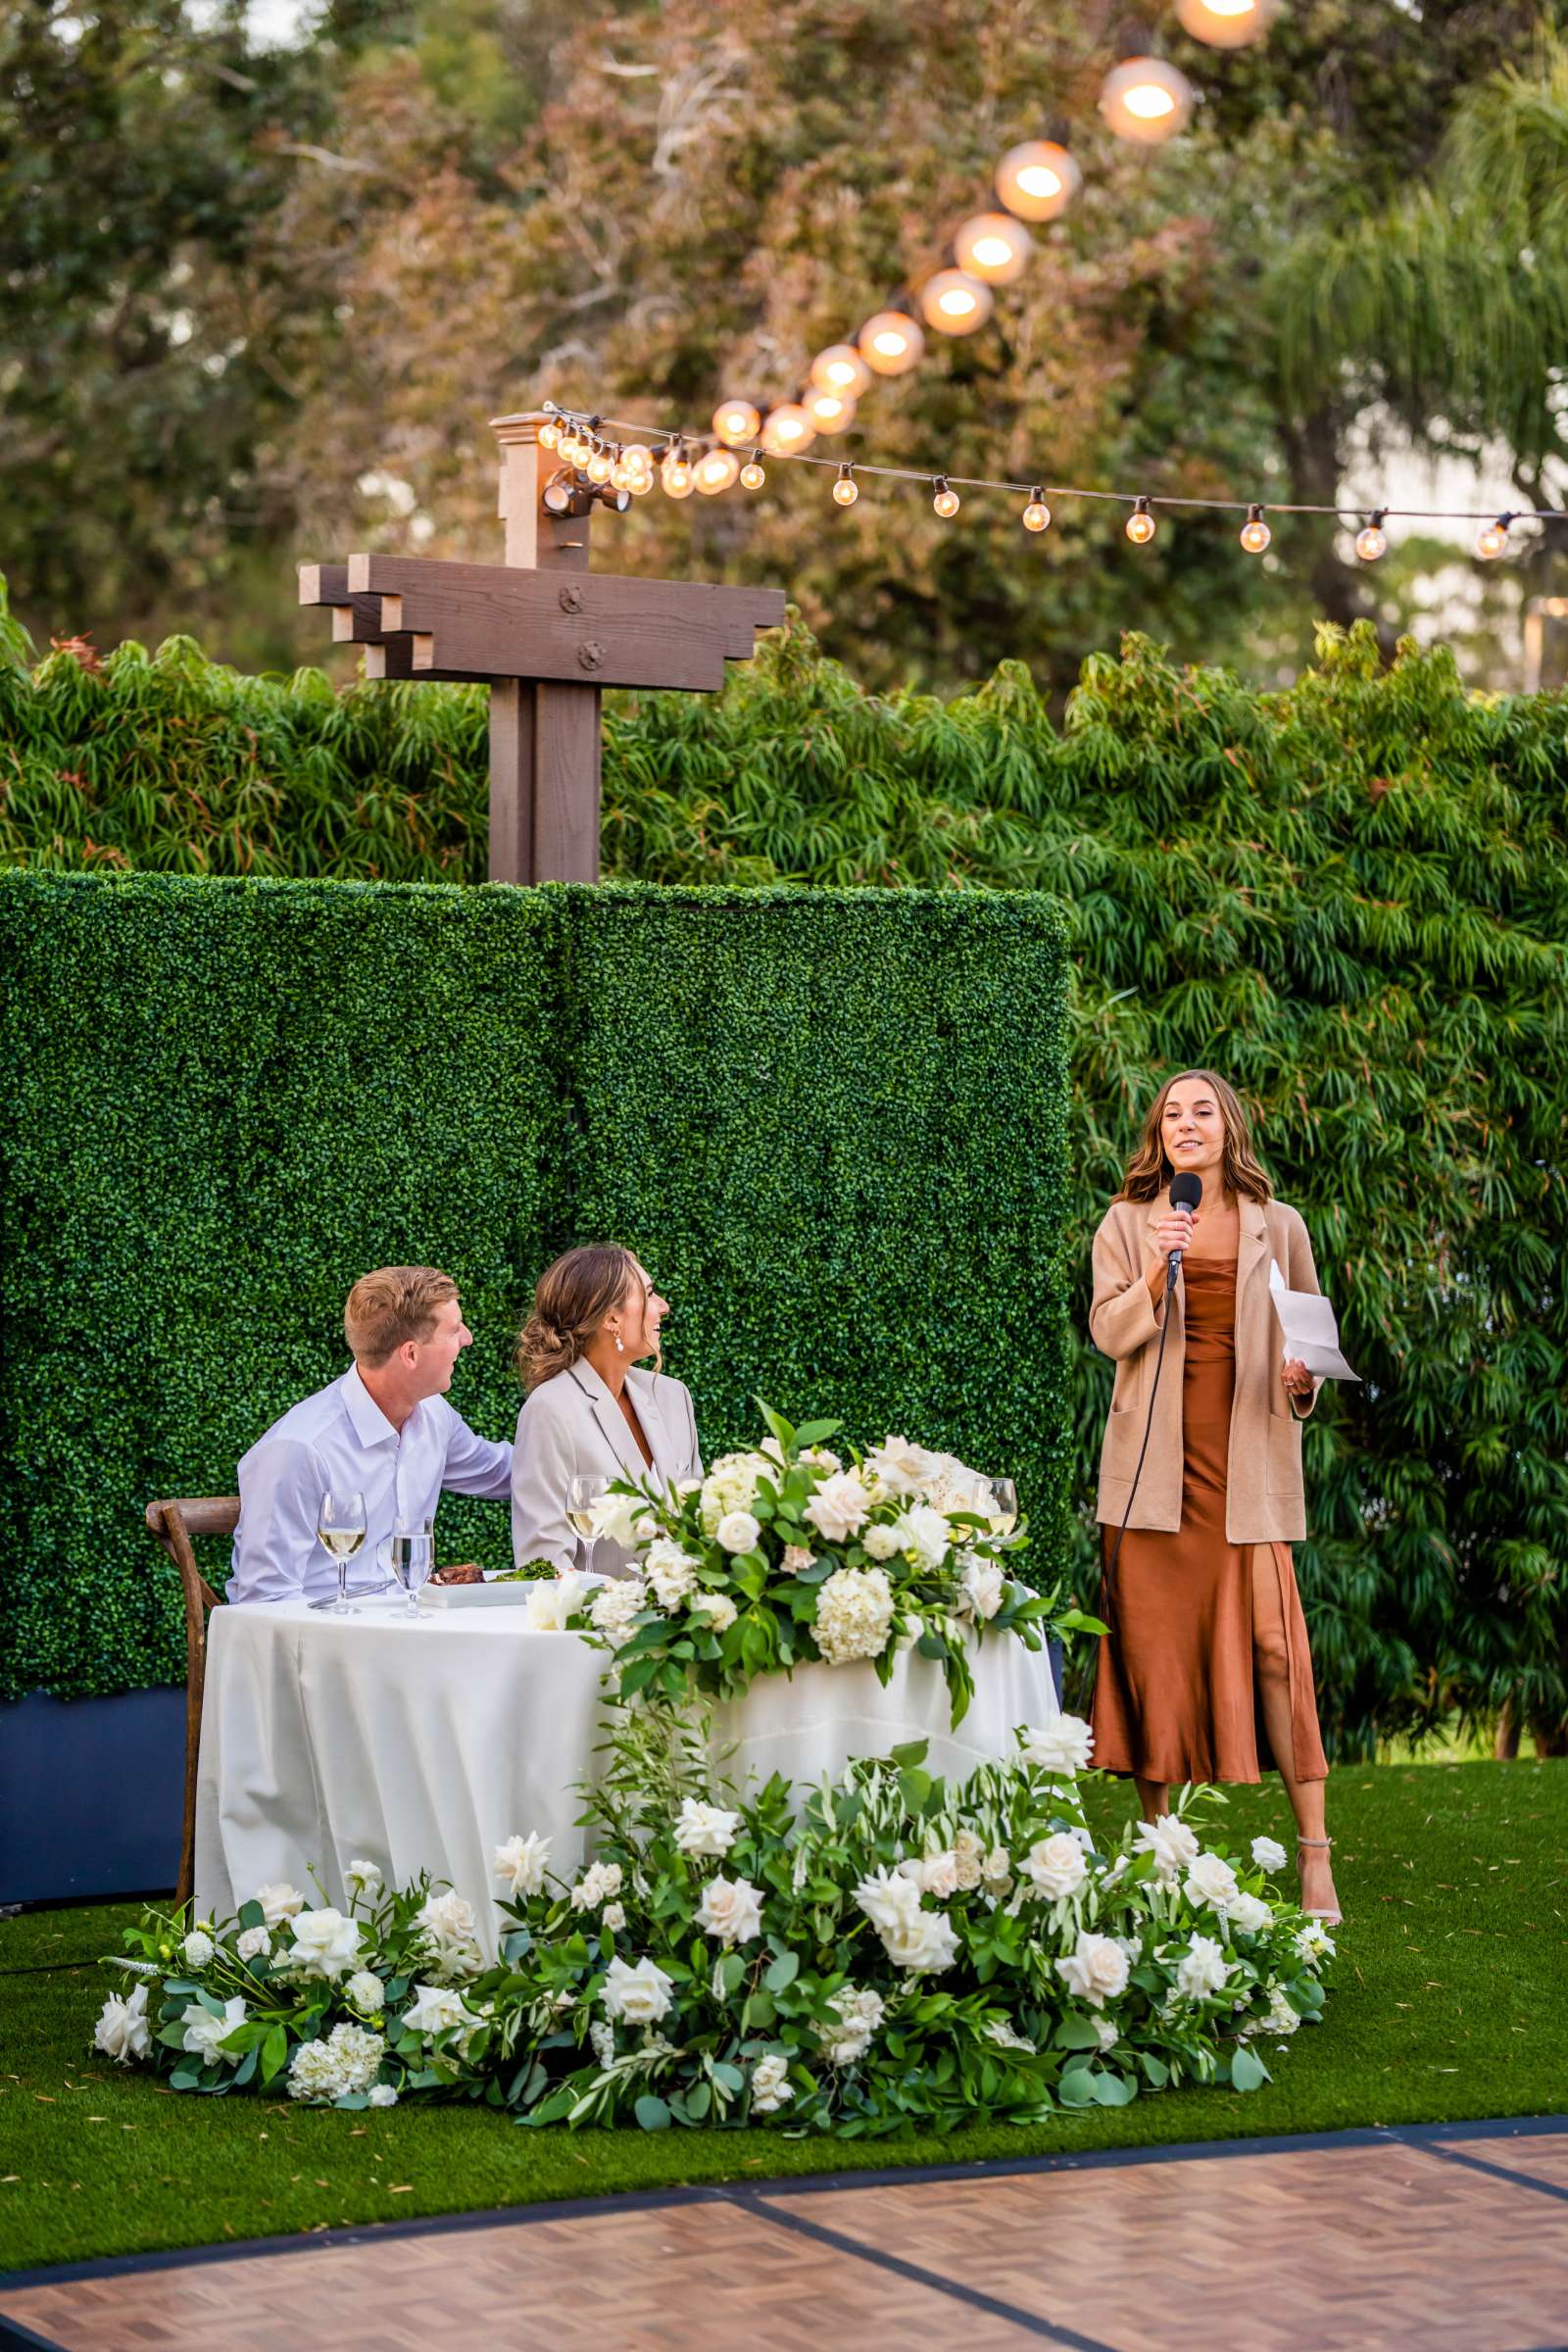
top-left (344, 1266), bottom-right (460, 1367)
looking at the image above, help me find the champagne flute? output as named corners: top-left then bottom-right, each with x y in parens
top-left (383, 1516), bottom-right (434, 1621)
top-left (316, 1489), bottom-right (367, 1616)
top-left (987, 1477), bottom-right (1019, 1541)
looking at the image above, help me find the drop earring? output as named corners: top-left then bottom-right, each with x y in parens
top-left (613, 1331), bottom-right (624, 1354)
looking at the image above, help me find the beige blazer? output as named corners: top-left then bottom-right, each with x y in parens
top-left (511, 1358), bottom-right (703, 1577)
top-left (1089, 1194), bottom-right (1322, 1544)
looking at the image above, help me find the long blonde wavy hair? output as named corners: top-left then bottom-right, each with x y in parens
top-left (514, 1244), bottom-right (649, 1391)
top-left (1115, 1070), bottom-right (1274, 1205)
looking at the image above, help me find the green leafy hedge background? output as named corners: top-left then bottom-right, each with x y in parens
top-left (3, 595), bottom-right (1566, 1749)
top-left (0, 871), bottom-right (1072, 1707)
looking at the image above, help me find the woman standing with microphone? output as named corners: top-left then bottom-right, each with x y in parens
top-left (1089, 1071), bottom-right (1341, 1924)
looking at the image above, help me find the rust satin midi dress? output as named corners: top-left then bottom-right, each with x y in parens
top-left (1091, 1256), bottom-right (1329, 1786)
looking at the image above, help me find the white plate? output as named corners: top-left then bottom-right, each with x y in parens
top-left (417, 1582), bottom-right (538, 1610)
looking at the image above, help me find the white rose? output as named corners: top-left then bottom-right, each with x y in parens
top-left (402, 1982), bottom-right (486, 2052)
top-left (180, 1929), bottom-right (215, 1970)
top-left (860, 1522), bottom-right (902, 1561)
top-left (414, 1890), bottom-right (483, 1979)
top-left (527, 1570), bottom-right (590, 1632)
top-left (252, 1882), bottom-right (305, 1926)
top-left (688, 1590), bottom-right (738, 1633)
top-left (781, 1544), bottom-right (817, 1575)
top-left (1226, 1892), bottom-right (1273, 1937)
top-left (1175, 1934), bottom-right (1231, 2002)
top-left (820, 1984), bottom-right (884, 2067)
top-left (1134, 1812), bottom-right (1200, 1878)
top-left (1183, 1853), bottom-right (1241, 1913)
top-left (1251, 1836), bottom-right (1290, 1874)
top-left (891, 1502), bottom-right (952, 1569)
top-left (855, 1865), bottom-right (922, 1939)
top-left (1020, 1716), bottom-right (1095, 1776)
top-left (602, 1901), bottom-right (626, 1932)
top-left (645, 1539), bottom-right (701, 1609)
top-left (571, 1860), bottom-right (625, 1911)
top-left (750, 2051), bottom-right (794, 2114)
top-left (493, 1832), bottom-right (552, 1897)
top-left (673, 1798), bottom-right (740, 1858)
top-left (881, 1905), bottom-right (959, 1973)
top-left (899, 1849), bottom-right (959, 1899)
top-left (588, 1489), bottom-right (647, 1549)
top-left (179, 1994), bottom-right (248, 2065)
top-left (1054, 1932), bottom-right (1131, 2009)
top-left (804, 1471), bottom-right (874, 1544)
top-left (235, 1925), bottom-right (271, 1962)
top-left (953, 1831), bottom-right (985, 1891)
top-left (714, 1510), bottom-right (760, 1555)
top-left (1295, 1922), bottom-right (1336, 1965)
top-left (345, 1858), bottom-right (382, 1896)
top-left (1094, 2017), bottom-right (1120, 2053)
top-left (813, 1564), bottom-right (895, 1664)
top-left (93, 1984), bottom-right (150, 2064)
top-left (601, 1954), bottom-right (675, 2026)
top-left (981, 1846), bottom-right (1013, 1896)
top-left (984, 2017), bottom-right (1037, 2054)
top-left (862, 1436), bottom-right (931, 1498)
top-left (344, 1969), bottom-right (386, 2013)
top-left (959, 1553), bottom-right (1005, 1620)
top-left (368, 2082), bottom-right (398, 2107)
top-left (283, 1906), bottom-right (361, 1982)
top-left (590, 1576), bottom-right (649, 1647)
top-left (695, 1875), bottom-right (763, 1946)
top-left (1024, 1834), bottom-right (1089, 1902)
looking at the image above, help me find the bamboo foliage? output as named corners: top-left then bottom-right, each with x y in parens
top-left (3, 590), bottom-right (1565, 1750)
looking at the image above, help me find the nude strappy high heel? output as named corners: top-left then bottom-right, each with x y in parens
top-left (1297, 1836), bottom-right (1343, 1927)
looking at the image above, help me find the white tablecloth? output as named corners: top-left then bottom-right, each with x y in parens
top-left (194, 1595), bottom-right (1060, 1958)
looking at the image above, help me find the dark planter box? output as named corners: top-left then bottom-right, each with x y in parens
top-left (1, 1689), bottom-right (182, 1907)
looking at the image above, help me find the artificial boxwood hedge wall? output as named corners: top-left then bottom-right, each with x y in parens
top-left (0, 870), bottom-right (1072, 1702)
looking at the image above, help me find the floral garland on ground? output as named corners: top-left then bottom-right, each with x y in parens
top-left (93, 1710), bottom-right (1333, 2132)
top-left (561, 1403), bottom-right (1096, 1727)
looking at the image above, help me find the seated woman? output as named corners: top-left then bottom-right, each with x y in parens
top-left (512, 1244), bottom-right (703, 1578)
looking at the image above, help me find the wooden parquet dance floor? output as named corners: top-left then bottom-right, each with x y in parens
top-left (3, 2118), bottom-right (1566, 2352)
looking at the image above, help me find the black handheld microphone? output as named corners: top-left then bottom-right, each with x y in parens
top-left (1168, 1169), bottom-right (1202, 1274)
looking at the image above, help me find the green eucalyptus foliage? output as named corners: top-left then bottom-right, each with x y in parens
top-left (0, 869), bottom-right (1072, 1705)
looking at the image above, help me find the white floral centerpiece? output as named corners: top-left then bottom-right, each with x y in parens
top-left (574, 1401), bottom-right (1096, 1727)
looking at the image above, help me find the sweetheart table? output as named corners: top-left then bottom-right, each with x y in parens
top-left (193, 1594), bottom-right (1061, 1959)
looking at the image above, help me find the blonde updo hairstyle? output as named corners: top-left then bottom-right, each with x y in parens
top-left (515, 1244), bottom-right (646, 1391)
top-left (1115, 1069), bottom-right (1274, 1206)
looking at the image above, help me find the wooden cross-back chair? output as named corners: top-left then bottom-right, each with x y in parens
top-left (145, 1495), bottom-right (238, 1909)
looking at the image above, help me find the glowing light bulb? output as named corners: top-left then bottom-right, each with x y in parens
top-left (1476, 514), bottom-right (1510, 560)
top-left (805, 387), bottom-right (857, 432)
top-left (1100, 57), bottom-right (1194, 143)
top-left (586, 448), bottom-right (613, 484)
top-left (955, 212), bottom-right (1032, 285)
top-left (695, 447), bottom-right (740, 495)
top-left (1355, 515), bottom-right (1387, 562)
top-left (1022, 490), bottom-right (1051, 533)
top-left (760, 402), bottom-right (816, 455)
top-left (712, 400), bottom-right (760, 447)
top-left (933, 477), bottom-right (960, 519)
top-left (809, 344), bottom-right (872, 397)
top-left (662, 449), bottom-right (694, 499)
top-left (1126, 497), bottom-right (1157, 545)
top-left (1175, 0), bottom-right (1272, 47)
top-left (832, 464), bottom-right (858, 507)
top-left (538, 419), bottom-right (561, 451)
top-left (1240, 504), bottom-right (1271, 554)
top-left (858, 311), bottom-right (925, 375)
top-left (996, 140), bottom-right (1081, 222)
top-left (740, 455), bottom-right (765, 489)
top-left (920, 270), bottom-right (994, 336)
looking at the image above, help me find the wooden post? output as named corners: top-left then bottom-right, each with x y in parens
top-left (488, 413), bottom-right (602, 887)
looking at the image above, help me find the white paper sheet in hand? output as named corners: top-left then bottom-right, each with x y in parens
top-left (1268, 1259), bottom-right (1360, 1382)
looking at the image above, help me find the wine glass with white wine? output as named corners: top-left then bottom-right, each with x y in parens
top-left (315, 1489), bottom-right (368, 1615)
top-left (987, 1477), bottom-right (1019, 1543)
top-left (565, 1474), bottom-right (606, 1567)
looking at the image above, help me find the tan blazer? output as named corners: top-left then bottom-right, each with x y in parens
top-left (511, 1359), bottom-right (703, 1577)
top-left (1090, 1194), bottom-right (1322, 1544)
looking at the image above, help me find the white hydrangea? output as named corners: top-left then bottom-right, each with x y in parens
top-left (673, 1798), bottom-right (739, 1858)
top-left (1175, 1935), bottom-right (1231, 2002)
top-left (235, 1925), bottom-right (271, 1962)
top-left (860, 1522), bottom-right (902, 1561)
top-left (181, 1929), bottom-right (215, 1970)
top-left (750, 2052), bottom-right (795, 2114)
top-left (688, 1589), bottom-right (738, 1633)
top-left (1094, 2017), bottom-right (1120, 2054)
top-left (1251, 1836), bottom-right (1290, 1874)
top-left (813, 1564), bottom-right (894, 1664)
top-left (645, 1540), bottom-right (701, 1609)
top-left (286, 2020), bottom-right (386, 2102)
top-left (699, 1452), bottom-right (773, 1535)
top-left (1135, 1812), bottom-right (1201, 1879)
top-left (93, 1984), bottom-right (150, 2065)
top-left (820, 1984), bottom-right (884, 2067)
top-left (1054, 1932), bottom-right (1130, 2009)
top-left (571, 1860), bottom-right (625, 1911)
top-left (1023, 1834), bottom-right (1089, 1902)
top-left (601, 1955), bottom-right (674, 2025)
top-left (414, 1890), bottom-right (484, 1981)
top-left (1019, 1716), bottom-right (1095, 1776)
top-left (695, 1875), bottom-right (763, 1946)
top-left (179, 1994), bottom-right (248, 2066)
top-left (493, 1832), bottom-right (553, 1897)
top-left (803, 1471), bottom-right (874, 1544)
top-left (368, 2082), bottom-right (398, 2108)
top-left (590, 2020), bottom-right (616, 2070)
top-left (590, 1576), bottom-right (649, 1647)
top-left (344, 1969), bottom-right (386, 2014)
top-left (1264, 1987), bottom-right (1301, 2036)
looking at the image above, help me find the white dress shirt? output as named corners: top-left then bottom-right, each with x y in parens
top-left (511, 1360), bottom-right (702, 1577)
top-left (229, 1364), bottom-right (514, 1604)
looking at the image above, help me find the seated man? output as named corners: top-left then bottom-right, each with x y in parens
top-left (228, 1266), bottom-right (513, 1604)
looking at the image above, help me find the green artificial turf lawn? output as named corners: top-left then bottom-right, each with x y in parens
top-left (2, 1760), bottom-right (1563, 2273)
